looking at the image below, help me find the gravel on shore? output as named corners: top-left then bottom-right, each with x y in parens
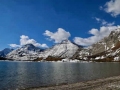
top-left (24, 75), bottom-right (120, 90)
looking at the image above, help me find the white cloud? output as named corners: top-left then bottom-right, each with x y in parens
top-left (10, 35), bottom-right (48, 48)
top-left (107, 22), bottom-right (115, 26)
top-left (102, 0), bottom-right (120, 17)
top-left (9, 44), bottom-right (20, 48)
top-left (44, 28), bottom-right (71, 43)
top-left (95, 17), bottom-right (115, 26)
top-left (95, 17), bottom-right (101, 22)
top-left (102, 20), bottom-right (107, 25)
top-left (74, 25), bottom-right (119, 46)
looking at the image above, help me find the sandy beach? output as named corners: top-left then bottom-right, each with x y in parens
top-left (25, 75), bottom-right (120, 90)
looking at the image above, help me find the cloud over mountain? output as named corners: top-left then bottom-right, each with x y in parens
top-left (44, 28), bottom-right (71, 43)
top-left (9, 35), bottom-right (48, 48)
top-left (9, 44), bottom-right (20, 48)
top-left (74, 25), bottom-right (120, 46)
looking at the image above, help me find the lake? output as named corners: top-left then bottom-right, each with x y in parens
top-left (0, 61), bottom-right (120, 90)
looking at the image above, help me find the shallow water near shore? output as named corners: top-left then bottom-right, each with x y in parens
top-left (0, 61), bottom-right (120, 90)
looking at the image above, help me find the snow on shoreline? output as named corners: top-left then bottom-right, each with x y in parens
top-left (0, 59), bottom-right (90, 63)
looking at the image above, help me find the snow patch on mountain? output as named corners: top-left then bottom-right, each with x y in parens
top-left (39, 40), bottom-right (80, 58)
top-left (6, 44), bottom-right (42, 60)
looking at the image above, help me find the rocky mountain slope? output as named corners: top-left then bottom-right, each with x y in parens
top-left (6, 44), bottom-right (42, 60)
top-left (83, 28), bottom-right (120, 62)
top-left (39, 40), bottom-right (81, 59)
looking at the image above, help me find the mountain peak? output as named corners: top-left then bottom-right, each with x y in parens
top-left (109, 28), bottom-right (120, 36)
top-left (61, 39), bottom-right (71, 44)
top-left (115, 28), bottom-right (120, 32)
top-left (39, 39), bottom-right (81, 58)
top-left (23, 44), bottom-right (35, 47)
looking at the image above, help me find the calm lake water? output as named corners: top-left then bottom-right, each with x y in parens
top-left (0, 61), bottom-right (120, 90)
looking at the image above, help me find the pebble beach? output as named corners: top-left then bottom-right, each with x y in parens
top-left (25, 75), bottom-right (120, 90)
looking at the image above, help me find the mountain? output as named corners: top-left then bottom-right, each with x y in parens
top-left (6, 44), bottom-right (42, 60)
top-left (0, 48), bottom-right (13, 57)
top-left (6, 40), bottom-right (82, 61)
top-left (39, 40), bottom-right (82, 59)
top-left (6, 28), bottom-right (120, 62)
top-left (84, 28), bottom-right (120, 62)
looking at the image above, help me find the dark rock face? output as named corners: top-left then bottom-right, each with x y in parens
top-left (0, 57), bottom-right (6, 60)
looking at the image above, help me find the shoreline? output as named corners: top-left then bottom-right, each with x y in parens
top-left (24, 75), bottom-right (120, 90)
top-left (1, 59), bottom-right (120, 62)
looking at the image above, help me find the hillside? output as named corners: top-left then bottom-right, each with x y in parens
top-left (85, 28), bottom-right (120, 62)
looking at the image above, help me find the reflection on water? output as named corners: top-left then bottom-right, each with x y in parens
top-left (0, 61), bottom-right (120, 90)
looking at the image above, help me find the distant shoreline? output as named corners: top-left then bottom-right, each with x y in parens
top-left (24, 75), bottom-right (120, 90)
top-left (1, 59), bottom-right (120, 62)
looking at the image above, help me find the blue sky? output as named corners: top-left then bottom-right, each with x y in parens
top-left (0, 0), bottom-right (120, 50)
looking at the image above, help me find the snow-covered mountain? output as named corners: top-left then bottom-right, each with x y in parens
top-left (0, 48), bottom-right (13, 57)
top-left (39, 40), bottom-right (81, 59)
top-left (6, 28), bottom-right (120, 62)
top-left (6, 44), bottom-right (42, 60)
top-left (6, 40), bottom-right (82, 61)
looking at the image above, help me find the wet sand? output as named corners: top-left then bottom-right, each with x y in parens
top-left (25, 75), bottom-right (120, 90)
